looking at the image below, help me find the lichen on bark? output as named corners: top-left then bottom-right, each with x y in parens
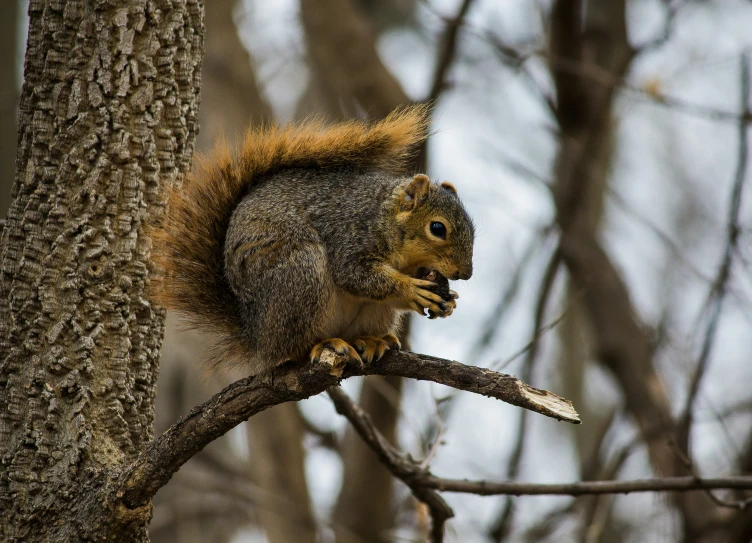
top-left (0, 1), bottom-right (203, 541)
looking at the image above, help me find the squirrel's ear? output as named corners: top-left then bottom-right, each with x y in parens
top-left (440, 181), bottom-right (458, 195)
top-left (403, 174), bottom-right (430, 210)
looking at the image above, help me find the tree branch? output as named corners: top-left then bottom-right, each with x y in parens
top-left (637, 0), bottom-right (683, 54)
top-left (327, 386), bottom-right (453, 542)
top-left (119, 348), bottom-right (580, 509)
top-left (669, 440), bottom-right (752, 511)
top-left (678, 52), bottom-right (750, 448)
top-left (489, 249), bottom-right (562, 540)
top-left (421, 476), bottom-right (752, 498)
top-left (426, 0), bottom-right (475, 103)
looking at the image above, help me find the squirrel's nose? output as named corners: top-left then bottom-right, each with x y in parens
top-left (456, 266), bottom-right (473, 281)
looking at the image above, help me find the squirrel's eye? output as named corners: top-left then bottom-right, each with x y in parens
top-left (429, 221), bottom-right (447, 239)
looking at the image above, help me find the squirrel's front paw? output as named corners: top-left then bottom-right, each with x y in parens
top-left (403, 276), bottom-right (454, 317)
top-left (421, 270), bottom-right (459, 319)
top-left (428, 292), bottom-right (458, 319)
top-left (310, 338), bottom-right (363, 370)
top-left (352, 334), bottom-right (401, 364)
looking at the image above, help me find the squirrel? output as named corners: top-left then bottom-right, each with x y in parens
top-left (152, 105), bottom-right (474, 374)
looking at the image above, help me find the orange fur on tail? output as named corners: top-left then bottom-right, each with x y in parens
top-left (150, 105), bottom-right (430, 369)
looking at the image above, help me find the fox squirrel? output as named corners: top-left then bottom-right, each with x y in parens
top-left (152, 105), bottom-right (474, 374)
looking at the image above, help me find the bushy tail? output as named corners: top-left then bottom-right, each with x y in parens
top-left (151, 105), bottom-right (429, 368)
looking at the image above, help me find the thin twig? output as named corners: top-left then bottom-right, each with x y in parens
top-left (493, 307), bottom-right (570, 372)
top-left (637, 0), bottom-right (684, 53)
top-left (426, 0), bottom-right (475, 103)
top-left (679, 53), bottom-right (749, 446)
top-left (419, 408), bottom-right (447, 470)
top-left (577, 410), bottom-right (626, 543)
top-left (422, 475), bottom-right (752, 498)
top-left (607, 187), bottom-right (714, 284)
top-left (424, 0), bottom-right (749, 125)
top-left (489, 250), bottom-right (562, 540)
top-left (470, 227), bottom-right (553, 361)
top-left (327, 387), bottom-right (454, 542)
top-left (298, 411), bottom-right (339, 451)
top-left (491, 43), bottom-right (752, 125)
top-left (669, 440), bottom-right (752, 511)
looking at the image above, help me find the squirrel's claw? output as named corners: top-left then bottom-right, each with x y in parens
top-left (409, 301), bottom-right (427, 316)
top-left (351, 334), bottom-right (400, 363)
top-left (310, 338), bottom-right (363, 369)
top-left (440, 297), bottom-right (457, 317)
top-left (413, 292), bottom-right (447, 316)
top-left (380, 333), bottom-right (401, 350)
top-left (352, 336), bottom-right (393, 364)
top-left (404, 276), bottom-right (450, 317)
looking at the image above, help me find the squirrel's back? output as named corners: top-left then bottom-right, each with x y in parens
top-left (151, 105), bottom-right (429, 369)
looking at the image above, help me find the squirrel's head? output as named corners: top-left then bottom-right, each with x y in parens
top-left (393, 174), bottom-right (475, 281)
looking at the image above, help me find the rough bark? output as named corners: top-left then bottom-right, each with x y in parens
top-left (0, 0), bottom-right (19, 218)
top-left (0, 1), bottom-right (203, 541)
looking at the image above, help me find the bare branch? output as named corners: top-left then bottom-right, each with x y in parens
top-left (489, 249), bottom-right (562, 540)
top-left (470, 227), bottom-right (553, 362)
top-left (327, 386), bottom-right (454, 542)
top-left (544, 51), bottom-right (751, 125)
top-left (607, 186), bottom-right (716, 287)
top-left (679, 53), bottom-right (750, 446)
top-left (119, 349), bottom-right (580, 510)
top-left (636, 0), bottom-right (684, 54)
top-left (486, 43), bottom-right (752, 125)
top-left (425, 0), bottom-right (748, 127)
top-left (300, 0), bottom-right (408, 120)
top-left (299, 411), bottom-right (339, 451)
top-left (426, 0), bottom-right (475, 103)
top-left (669, 440), bottom-right (752, 511)
top-left (495, 308), bottom-right (570, 372)
top-left (422, 475), bottom-right (752, 498)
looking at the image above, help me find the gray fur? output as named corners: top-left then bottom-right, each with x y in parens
top-left (224, 167), bottom-right (474, 373)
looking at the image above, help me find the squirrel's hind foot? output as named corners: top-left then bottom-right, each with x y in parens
top-left (351, 334), bottom-right (401, 364)
top-left (310, 338), bottom-right (363, 370)
top-left (380, 333), bottom-right (402, 351)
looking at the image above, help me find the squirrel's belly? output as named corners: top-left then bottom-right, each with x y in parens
top-left (323, 290), bottom-right (398, 339)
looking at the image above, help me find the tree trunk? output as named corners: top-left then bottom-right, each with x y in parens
top-left (0, 1), bottom-right (203, 541)
top-left (0, 0), bottom-right (19, 217)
